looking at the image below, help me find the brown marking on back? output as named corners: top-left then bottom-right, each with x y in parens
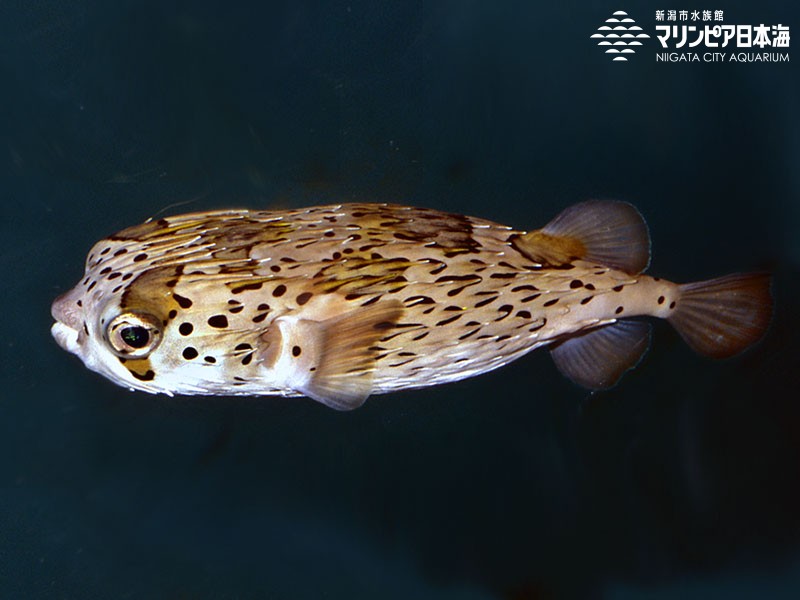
top-left (510, 230), bottom-right (586, 268)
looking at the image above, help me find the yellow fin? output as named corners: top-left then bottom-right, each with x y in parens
top-left (260, 300), bottom-right (403, 410)
top-left (513, 200), bottom-right (651, 274)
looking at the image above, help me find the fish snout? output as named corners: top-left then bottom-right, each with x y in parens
top-left (51, 289), bottom-right (81, 328)
top-left (50, 289), bottom-right (86, 356)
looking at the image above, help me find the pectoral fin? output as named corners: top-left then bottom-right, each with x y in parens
top-left (512, 200), bottom-right (651, 274)
top-left (259, 301), bottom-right (403, 410)
top-left (550, 319), bottom-right (651, 389)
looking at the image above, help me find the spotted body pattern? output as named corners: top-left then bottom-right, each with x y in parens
top-left (52, 201), bottom-right (772, 409)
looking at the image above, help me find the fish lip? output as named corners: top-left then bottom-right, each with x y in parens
top-left (51, 321), bottom-right (80, 355)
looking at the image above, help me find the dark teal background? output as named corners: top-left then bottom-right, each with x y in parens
top-left (2, 1), bottom-right (799, 598)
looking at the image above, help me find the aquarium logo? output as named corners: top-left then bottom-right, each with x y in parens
top-left (591, 10), bottom-right (651, 61)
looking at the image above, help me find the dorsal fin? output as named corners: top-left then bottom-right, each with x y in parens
top-left (259, 300), bottom-right (404, 410)
top-left (512, 200), bottom-right (651, 274)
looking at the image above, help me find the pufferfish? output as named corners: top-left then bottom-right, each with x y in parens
top-left (51, 201), bottom-right (772, 410)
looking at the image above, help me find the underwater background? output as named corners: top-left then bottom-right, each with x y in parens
top-left (2, 1), bottom-right (799, 598)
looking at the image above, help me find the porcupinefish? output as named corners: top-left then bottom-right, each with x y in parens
top-left (51, 201), bottom-right (772, 410)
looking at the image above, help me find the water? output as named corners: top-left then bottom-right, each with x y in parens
top-left (2, 1), bottom-right (799, 598)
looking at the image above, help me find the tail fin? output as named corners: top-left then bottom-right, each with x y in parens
top-left (668, 273), bottom-right (772, 359)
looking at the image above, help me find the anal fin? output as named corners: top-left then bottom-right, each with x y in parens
top-left (550, 319), bottom-right (651, 390)
top-left (261, 300), bottom-right (404, 410)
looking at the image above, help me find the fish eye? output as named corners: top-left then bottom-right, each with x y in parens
top-left (107, 312), bottom-right (162, 358)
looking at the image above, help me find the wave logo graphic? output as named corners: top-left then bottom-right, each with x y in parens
top-left (591, 10), bottom-right (650, 62)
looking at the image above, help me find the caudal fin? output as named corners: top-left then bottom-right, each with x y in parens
top-left (668, 273), bottom-right (772, 359)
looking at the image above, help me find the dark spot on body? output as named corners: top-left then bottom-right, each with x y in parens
top-left (405, 295), bottom-right (435, 306)
top-left (670, 301), bottom-right (676, 309)
top-left (208, 315), bottom-right (229, 328)
top-left (529, 319), bottom-right (546, 332)
top-left (658, 296), bottom-right (665, 305)
top-left (168, 309), bottom-right (177, 319)
top-left (108, 272), bottom-right (122, 280)
top-left (613, 285), bottom-right (624, 292)
top-left (113, 248), bottom-right (127, 257)
top-left (584, 283), bottom-right (596, 291)
top-left (252, 313), bottom-right (268, 323)
top-left (204, 356), bottom-right (216, 363)
top-left (257, 303), bottom-right (269, 311)
top-left (241, 353), bottom-right (253, 365)
top-left (270, 265), bottom-right (281, 272)
top-left (361, 295), bottom-right (382, 306)
top-left (232, 281), bottom-right (264, 294)
top-left (122, 273), bottom-right (133, 281)
top-left (179, 323), bottom-right (193, 336)
top-left (435, 274), bottom-right (482, 284)
top-left (429, 262), bottom-right (447, 275)
top-left (83, 322), bottom-right (89, 335)
top-left (173, 293), bottom-right (193, 308)
top-left (292, 345), bottom-right (302, 357)
top-left (474, 296), bottom-right (498, 308)
top-left (133, 253), bottom-right (148, 262)
top-left (436, 314), bottom-right (463, 326)
top-left (570, 279), bottom-right (583, 289)
top-left (580, 296), bottom-right (594, 305)
top-left (497, 304), bottom-right (513, 313)
top-left (87, 281), bottom-right (97, 292)
top-left (100, 266), bottom-right (112, 275)
top-left (273, 284), bottom-right (287, 297)
top-left (230, 305), bottom-right (244, 314)
top-left (130, 369), bottom-right (155, 381)
top-left (76, 300), bottom-right (83, 307)
top-left (516, 310), bottom-right (532, 319)
top-left (182, 347), bottom-right (198, 360)
top-left (296, 292), bottom-right (312, 306)
top-left (543, 298), bottom-right (559, 307)
top-left (615, 306), bottom-right (624, 314)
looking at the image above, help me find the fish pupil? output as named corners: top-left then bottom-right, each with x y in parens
top-left (121, 326), bottom-right (150, 349)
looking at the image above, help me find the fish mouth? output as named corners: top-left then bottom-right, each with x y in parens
top-left (51, 321), bottom-right (80, 355)
top-left (51, 290), bottom-right (83, 356)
